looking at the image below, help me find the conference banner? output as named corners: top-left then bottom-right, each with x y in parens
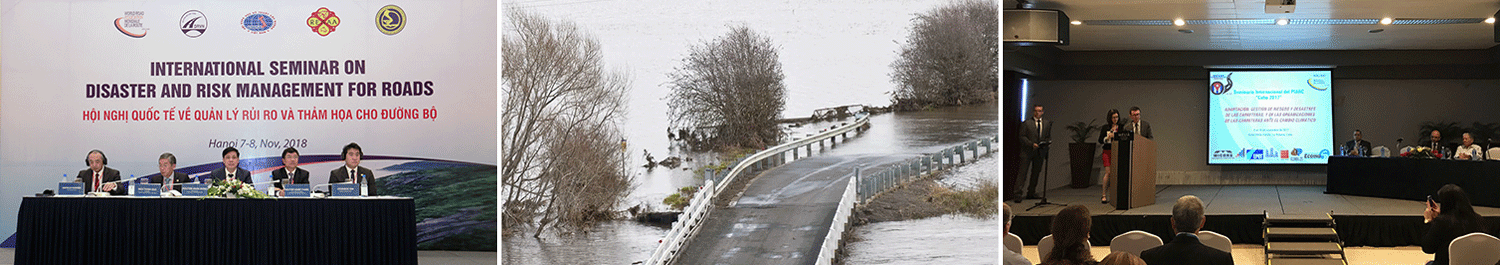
top-left (1, 0), bottom-right (498, 250)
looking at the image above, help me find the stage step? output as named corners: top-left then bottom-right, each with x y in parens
top-left (1266, 242), bottom-right (1344, 255)
top-left (1267, 257), bottom-right (1347, 265)
top-left (1265, 213), bottom-right (1335, 227)
top-left (1265, 227), bottom-right (1340, 240)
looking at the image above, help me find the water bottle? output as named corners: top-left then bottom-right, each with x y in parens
top-left (62, 174), bottom-right (69, 183)
top-left (359, 174), bottom-right (369, 197)
top-left (127, 175), bottom-right (135, 195)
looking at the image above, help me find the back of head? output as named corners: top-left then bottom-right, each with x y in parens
top-left (1047, 205), bottom-right (1094, 264)
top-left (1004, 203), bottom-right (1014, 231)
top-left (1100, 251), bottom-right (1148, 265)
top-left (1172, 195), bottom-right (1206, 233)
top-left (1437, 184), bottom-right (1487, 232)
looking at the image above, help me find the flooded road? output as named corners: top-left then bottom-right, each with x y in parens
top-left (845, 214), bottom-right (1000, 264)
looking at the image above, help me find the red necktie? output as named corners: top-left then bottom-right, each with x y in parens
top-left (93, 172), bottom-right (101, 192)
top-left (350, 169), bottom-right (357, 184)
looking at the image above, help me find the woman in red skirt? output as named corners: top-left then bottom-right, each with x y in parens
top-left (1098, 109), bottom-right (1121, 204)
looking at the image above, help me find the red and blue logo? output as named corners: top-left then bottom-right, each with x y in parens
top-left (241, 12), bottom-right (275, 34)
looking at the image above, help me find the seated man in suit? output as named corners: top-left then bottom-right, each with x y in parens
top-left (1140, 195), bottom-right (1233, 265)
top-left (149, 153), bottom-right (193, 192)
top-left (329, 142), bottom-right (378, 196)
top-left (271, 147), bottom-right (310, 196)
top-left (77, 150), bottom-right (126, 195)
top-left (209, 147), bottom-right (252, 183)
top-left (1419, 130), bottom-right (1448, 156)
top-left (1344, 130), bottom-right (1372, 157)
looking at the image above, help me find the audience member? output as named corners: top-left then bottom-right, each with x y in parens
top-left (1099, 252), bottom-right (1147, 265)
top-left (1421, 184), bottom-right (1488, 265)
top-left (1041, 205), bottom-right (1096, 265)
top-left (1005, 203), bottom-right (1033, 265)
top-left (1139, 195), bottom-right (1233, 265)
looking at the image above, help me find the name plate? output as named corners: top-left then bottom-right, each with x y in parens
top-left (135, 184), bottom-right (162, 197)
top-left (58, 182), bottom-right (84, 196)
top-left (181, 184), bottom-right (210, 197)
top-left (331, 183), bottom-right (360, 197)
top-left (284, 184), bottom-right (312, 197)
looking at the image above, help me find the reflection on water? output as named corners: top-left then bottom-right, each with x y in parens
top-left (845, 215), bottom-right (1000, 265)
top-left (501, 221), bottom-right (668, 264)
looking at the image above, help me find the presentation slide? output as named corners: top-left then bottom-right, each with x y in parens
top-left (1207, 70), bottom-right (1333, 164)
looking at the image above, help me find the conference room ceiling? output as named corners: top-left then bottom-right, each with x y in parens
top-left (1005, 0), bottom-right (1500, 51)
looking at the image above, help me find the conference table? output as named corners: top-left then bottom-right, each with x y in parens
top-left (14, 196), bottom-right (416, 265)
top-left (1326, 156), bottom-right (1500, 207)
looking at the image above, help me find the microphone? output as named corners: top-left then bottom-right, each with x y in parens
top-left (105, 175), bottom-right (148, 184)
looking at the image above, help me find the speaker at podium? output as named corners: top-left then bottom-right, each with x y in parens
top-left (1109, 132), bottom-right (1156, 210)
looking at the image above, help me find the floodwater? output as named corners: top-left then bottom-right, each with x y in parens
top-left (845, 155), bottom-right (1002, 265)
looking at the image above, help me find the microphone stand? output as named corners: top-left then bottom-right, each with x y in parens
top-left (1028, 141), bottom-right (1065, 211)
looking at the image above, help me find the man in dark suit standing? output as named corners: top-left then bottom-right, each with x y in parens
top-left (271, 147), bottom-right (310, 196)
top-left (78, 150), bottom-right (126, 195)
top-left (149, 153), bottom-right (193, 192)
top-left (1344, 130), bottom-right (1372, 157)
top-left (1127, 106), bottom-right (1153, 140)
top-left (209, 147), bottom-right (252, 183)
top-left (329, 142), bottom-right (378, 196)
top-left (1140, 195), bottom-right (1233, 265)
top-left (1015, 105), bottom-right (1051, 202)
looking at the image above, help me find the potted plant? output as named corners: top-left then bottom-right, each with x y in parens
top-left (1064, 119), bottom-right (1099, 188)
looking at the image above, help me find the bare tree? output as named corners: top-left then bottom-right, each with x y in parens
top-left (889, 0), bottom-right (998, 110)
top-left (667, 26), bottom-right (787, 151)
top-left (501, 8), bottom-right (632, 236)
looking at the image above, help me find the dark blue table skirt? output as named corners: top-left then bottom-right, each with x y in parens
top-left (15, 197), bottom-right (416, 265)
top-left (1327, 156), bottom-right (1500, 207)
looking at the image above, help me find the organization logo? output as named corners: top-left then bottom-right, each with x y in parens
top-left (1210, 73), bottom-right (1233, 95)
top-left (1250, 149), bottom-right (1265, 160)
top-left (1303, 149), bottom-right (1330, 160)
top-left (180, 10), bottom-right (207, 38)
top-left (1307, 77), bottom-right (1330, 91)
top-left (1280, 149), bottom-right (1290, 159)
top-left (376, 5), bottom-right (405, 35)
top-left (1211, 150), bottom-right (1234, 160)
top-left (1290, 148), bottom-right (1304, 161)
top-left (116, 11), bottom-right (148, 38)
top-left (242, 12), bottom-right (276, 34)
top-left (307, 7), bottom-right (341, 36)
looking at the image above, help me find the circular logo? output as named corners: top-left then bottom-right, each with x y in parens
top-left (180, 10), bottom-right (207, 38)
top-left (242, 12), bottom-right (276, 34)
top-left (307, 7), bottom-right (340, 36)
top-left (1210, 82), bottom-right (1226, 95)
top-left (376, 5), bottom-right (405, 35)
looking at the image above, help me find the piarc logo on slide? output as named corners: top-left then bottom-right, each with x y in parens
top-left (180, 10), bottom-right (207, 38)
top-left (376, 5), bottom-right (405, 35)
top-left (115, 11), bottom-right (147, 38)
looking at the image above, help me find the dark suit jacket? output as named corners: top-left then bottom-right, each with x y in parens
top-left (329, 166), bottom-right (379, 196)
top-left (77, 167), bottom-right (126, 195)
top-left (148, 171), bottom-right (193, 192)
top-left (1020, 118), bottom-right (1052, 157)
top-left (1125, 119), bottom-right (1153, 140)
top-left (1139, 233), bottom-right (1233, 265)
top-left (1344, 139), bottom-right (1372, 156)
top-left (271, 167), bottom-right (311, 189)
top-left (209, 167), bottom-right (253, 184)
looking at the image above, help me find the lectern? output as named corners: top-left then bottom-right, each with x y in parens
top-left (1110, 134), bottom-right (1156, 210)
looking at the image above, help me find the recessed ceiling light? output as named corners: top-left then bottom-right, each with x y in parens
top-left (1173, 19), bottom-right (1185, 26)
top-left (1178, 29), bottom-right (1194, 33)
top-left (1071, 20), bottom-right (1082, 25)
top-left (1369, 29), bottom-right (1384, 33)
top-left (1487, 17), bottom-right (1496, 24)
top-left (1276, 19), bottom-right (1289, 25)
top-left (1379, 17), bottom-right (1393, 25)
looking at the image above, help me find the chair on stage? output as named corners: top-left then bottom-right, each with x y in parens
top-left (1371, 146), bottom-right (1390, 157)
top-left (1005, 233), bottom-right (1023, 253)
top-left (1109, 230), bottom-right (1163, 256)
top-left (1449, 232), bottom-right (1500, 265)
top-left (1038, 235), bottom-right (1054, 260)
top-left (1487, 147), bottom-right (1500, 161)
top-left (1197, 230), bottom-right (1233, 254)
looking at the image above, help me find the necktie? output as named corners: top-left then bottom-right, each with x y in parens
top-left (93, 172), bottom-right (101, 192)
top-left (350, 169), bottom-right (357, 184)
top-left (1035, 119), bottom-right (1042, 137)
top-left (228, 173), bottom-right (234, 181)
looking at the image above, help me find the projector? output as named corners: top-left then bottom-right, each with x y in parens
top-left (1266, 0), bottom-right (1295, 13)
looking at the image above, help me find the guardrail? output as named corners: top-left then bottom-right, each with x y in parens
top-left (645, 113), bottom-right (872, 265)
top-left (856, 135), bottom-right (997, 204)
top-left (815, 168), bottom-right (859, 265)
